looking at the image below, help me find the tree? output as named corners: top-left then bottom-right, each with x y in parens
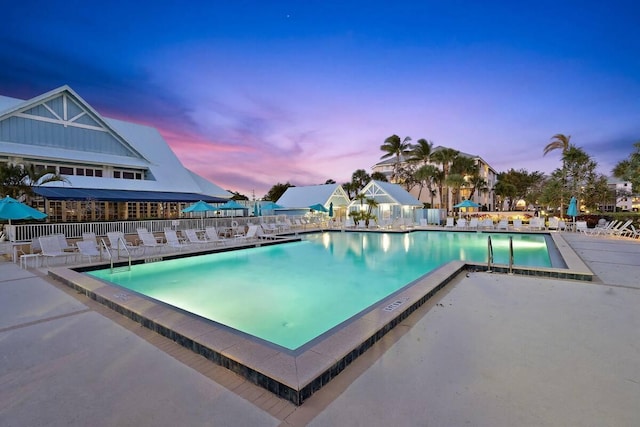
top-left (228, 191), bottom-right (249, 200)
top-left (351, 169), bottom-right (371, 192)
top-left (0, 162), bottom-right (67, 201)
top-left (543, 133), bottom-right (571, 213)
top-left (612, 141), bottom-right (640, 191)
top-left (370, 171), bottom-right (388, 182)
top-left (430, 147), bottom-right (459, 212)
top-left (445, 173), bottom-right (466, 207)
top-left (408, 138), bottom-right (433, 164)
top-left (380, 134), bottom-right (412, 181)
top-left (496, 169), bottom-right (545, 211)
top-left (324, 179), bottom-right (336, 185)
top-left (264, 182), bottom-right (293, 201)
top-left (413, 164), bottom-right (440, 203)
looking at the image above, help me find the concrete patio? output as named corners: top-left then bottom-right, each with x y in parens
top-left (1, 232), bottom-right (639, 426)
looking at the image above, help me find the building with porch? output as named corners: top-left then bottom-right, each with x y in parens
top-left (0, 85), bottom-right (232, 221)
top-left (371, 146), bottom-right (497, 211)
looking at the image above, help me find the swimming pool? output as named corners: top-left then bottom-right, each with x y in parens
top-left (86, 231), bottom-right (553, 351)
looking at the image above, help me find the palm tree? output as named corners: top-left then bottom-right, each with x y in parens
top-left (370, 171), bottom-right (388, 182)
top-left (0, 162), bottom-right (67, 202)
top-left (543, 133), bottom-right (571, 215)
top-left (446, 173), bottom-right (466, 207)
top-left (408, 138), bottom-right (433, 164)
top-left (380, 134), bottom-right (412, 181)
top-left (430, 147), bottom-right (459, 212)
top-left (351, 169), bottom-right (371, 192)
top-left (413, 164), bottom-right (440, 203)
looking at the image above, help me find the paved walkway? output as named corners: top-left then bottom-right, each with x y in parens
top-left (1, 233), bottom-right (639, 426)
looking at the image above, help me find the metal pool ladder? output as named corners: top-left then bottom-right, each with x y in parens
top-left (101, 237), bottom-right (131, 273)
top-left (487, 235), bottom-right (515, 274)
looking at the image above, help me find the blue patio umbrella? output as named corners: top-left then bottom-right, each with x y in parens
top-left (309, 203), bottom-right (328, 212)
top-left (328, 202), bottom-right (334, 217)
top-left (220, 199), bottom-right (245, 217)
top-left (0, 195), bottom-right (48, 225)
top-left (261, 201), bottom-right (282, 210)
top-left (567, 196), bottom-right (578, 218)
top-left (182, 200), bottom-right (219, 227)
top-left (453, 200), bottom-right (480, 209)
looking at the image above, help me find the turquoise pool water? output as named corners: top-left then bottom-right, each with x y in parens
top-left (87, 231), bottom-right (552, 350)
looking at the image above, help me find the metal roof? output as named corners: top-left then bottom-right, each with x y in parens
top-left (33, 187), bottom-right (228, 203)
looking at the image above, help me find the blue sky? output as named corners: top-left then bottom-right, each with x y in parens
top-left (1, 1), bottom-right (639, 197)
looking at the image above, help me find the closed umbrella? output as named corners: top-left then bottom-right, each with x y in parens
top-left (0, 196), bottom-right (48, 225)
top-left (328, 202), bottom-right (334, 218)
top-left (567, 196), bottom-right (578, 230)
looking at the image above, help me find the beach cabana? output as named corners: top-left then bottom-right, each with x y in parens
top-left (276, 184), bottom-right (351, 218)
top-left (349, 180), bottom-right (422, 224)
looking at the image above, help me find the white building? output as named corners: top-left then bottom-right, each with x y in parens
top-left (371, 146), bottom-right (497, 211)
top-left (0, 85), bottom-right (231, 221)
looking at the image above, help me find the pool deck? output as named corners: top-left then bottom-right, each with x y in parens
top-left (1, 231), bottom-right (639, 426)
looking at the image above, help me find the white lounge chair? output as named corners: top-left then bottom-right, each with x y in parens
top-left (481, 218), bottom-right (494, 229)
top-left (468, 218), bottom-right (479, 230)
top-left (76, 240), bottom-right (103, 263)
top-left (575, 221), bottom-right (589, 233)
top-left (512, 219), bottom-right (523, 230)
top-left (184, 229), bottom-right (209, 248)
top-left (456, 218), bottom-right (467, 229)
top-left (164, 229), bottom-right (190, 251)
top-left (137, 229), bottom-right (166, 254)
top-left (205, 227), bottom-right (228, 246)
top-left (445, 218), bottom-right (455, 228)
top-left (107, 231), bottom-right (143, 257)
top-left (236, 225), bottom-right (259, 242)
top-left (39, 235), bottom-right (76, 266)
top-left (496, 219), bottom-right (508, 230)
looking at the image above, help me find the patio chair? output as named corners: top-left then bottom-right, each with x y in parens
top-left (82, 232), bottom-right (99, 247)
top-left (107, 231), bottom-right (143, 257)
top-left (164, 229), bottom-right (190, 251)
top-left (456, 218), bottom-right (467, 229)
top-left (137, 229), bottom-right (166, 254)
top-left (512, 219), bottom-right (523, 230)
top-left (445, 218), bottom-right (455, 228)
top-left (236, 225), bottom-right (259, 243)
top-left (548, 217), bottom-right (560, 230)
top-left (496, 219), bottom-right (508, 230)
top-left (481, 218), bottom-right (494, 229)
top-left (468, 218), bottom-right (479, 230)
top-left (575, 221), bottom-right (589, 233)
top-left (184, 229), bottom-right (209, 248)
top-left (54, 233), bottom-right (75, 251)
top-left (39, 235), bottom-right (76, 266)
top-left (205, 227), bottom-right (228, 246)
top-left (76, 240), bottom-right (102, 263)
top-left (258, 224), bottom-right (278, 239)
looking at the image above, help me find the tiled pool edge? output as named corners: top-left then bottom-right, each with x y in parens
top-left (46, 232), bottom-right (592, 405)
top-left (47, 261), bottom-right (465, 405)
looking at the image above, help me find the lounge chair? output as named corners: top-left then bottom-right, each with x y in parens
top-left (481, 218), bottom-right (494, 229)
top-left (496, 219), bottom-right (508, 230)
top-left (548, 217), bottom-right (560, 230)
top-left (529, 217), bottom-right (545, 230)
top-left (137, 229), bottom-right (166, 254)
top-left (164, 229), bottom-right (190, 251)
top-left (184, 229), bottom-right (209, 248)
top-left (445, 218), bottom-right (455, 228)
top-left (512, 219), bottom-right (523, 230)
top-left (76, 240), bottom-right (103, 263)
top-left (107, 231), bottom-right (142, 257)
top-left (82, 232), bottom-right (99, 247)
top-left (257, 225), bottom-right (278, 240)
top-left (456, 218), bottom-right (467, 229)
top-left (39, 235), bottom-right (76, 266)
top-left (236, 225), bottom-right (259, 242)
top-left (585, 220), bottom-right (617, 236)
top-left (205, 227), bottom-right (228, 246)
top-left (468, 218), bottom-right (479, 230)
top-left (575, 221), bottom-right (589, 233)
top-left (54, 233), bottom-right (75, 251)
top-left (604, 220), bottom-right (633, 237)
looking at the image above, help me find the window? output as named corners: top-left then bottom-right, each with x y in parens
top-left (123, 171), bottom-right (134, 179)
top-left (114, 171), bottom-right (121, 178)
top-left (94, 169), bottom-right (103, 177)
top-left (76, 168), bottom-right (85, 176)
top-left (85, 169), bottom-right (94, 177)
top-left (59, 166), bottom-right (73, 175)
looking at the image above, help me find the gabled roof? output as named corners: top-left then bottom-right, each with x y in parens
top-left (353, 180), bottom-right (422, 207)
top-left (0, 85), bottom-right (145, 159)
top-left (0, 86), bottom-right (232, 199)
top-left (276, 184), bottom-right (351, 208)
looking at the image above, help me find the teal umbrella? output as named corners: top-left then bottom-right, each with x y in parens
top-left (253, 202), bottom-right (261, 217)
top-left (328, 202), bottom-right (334, 217)
top-left (309, 203), bottom-right (328, 212)
top-left (182, 200), bottom-right (219, 228)
top-left (567, 196), bottom-right (578, 218)
top-left (0, 196), bottom-right (48, 224)
top-left (453, 200), bottom-right (480, 208)
top-left (261, 202), bottom-right (282, 210)
top-left (182, 200), bottom-right (219, 213)
top-left (220, 200), bottom-right (244, 210)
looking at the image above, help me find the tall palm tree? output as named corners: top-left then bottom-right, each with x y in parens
top-left (408, 138), bottom-right (433, 165)
top-left (413, 164), bottom-right (440, 203)
top-left (543, 133), bottom-right (571, 215)
top-left (380, 134), bottom-right (412, 181)
top-left (430, 147), bottom-right (459, 212)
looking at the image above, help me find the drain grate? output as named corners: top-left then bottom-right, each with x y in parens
top-left (383, 297), bottom-right (409, 312)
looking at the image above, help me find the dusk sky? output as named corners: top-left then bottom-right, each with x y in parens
top-left (1, 1), bottom-right (639, 197)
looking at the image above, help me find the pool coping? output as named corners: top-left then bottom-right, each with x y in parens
top-left (47, 231), bottom-right (592, 405)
